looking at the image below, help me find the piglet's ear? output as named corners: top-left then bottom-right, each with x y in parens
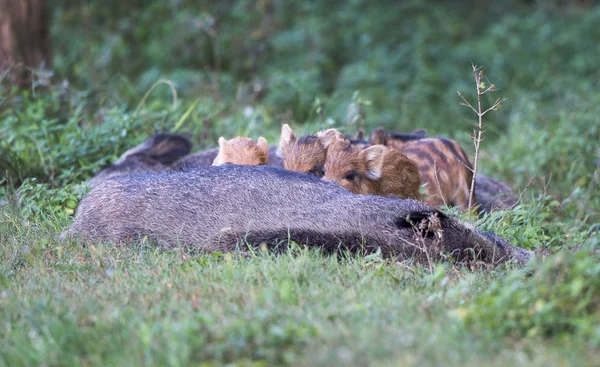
top-left (317, 128), bottom-right (347, 149)
top-left (257, 136), bottom-right (269, 152)
top-left (212, 137), bottom-right (229, 166)
top-left (217, 137), bottom-right (229, 150)
top-left (361, 145), bottom-right (387, 180)
top-left (277, 124), bottom-right (296, 158)
top-left (280, 124), bottom-right (296, 145)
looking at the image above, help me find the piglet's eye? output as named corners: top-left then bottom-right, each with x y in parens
top-left (344, 171), bottom-right (358, 181)
top-left (309, 166), bottom-right (325, 178)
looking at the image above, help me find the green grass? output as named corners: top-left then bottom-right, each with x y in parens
top-left (2, 0), bottom-right (600, 365)
top-left (1, 218), bottom-right (598, 366)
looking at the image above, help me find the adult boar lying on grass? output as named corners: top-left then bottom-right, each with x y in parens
top-left (65, 165), bottom-right (532, 266)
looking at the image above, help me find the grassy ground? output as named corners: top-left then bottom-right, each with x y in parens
top-left (1, 221), bottom-right (599, 366)
top-left (1, 0), bottom-right (600, 365)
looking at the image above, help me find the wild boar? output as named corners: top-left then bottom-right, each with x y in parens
top-left (397, 138), bottom-right (476, 209)
top-left (369, 127), bottom-right (519, 211)
top-left (323, 139), bottom-right (421, 199)
top-left (174, 146), bottom-right (283, 170)
top-left (277, 124), bottom-right (329, 177)
top-left (368, 127), bottom-right (476, 209)
top-left (63, 165), bottom-right (532, 266)
top-left (212, 136), bottom-right (269, 166)
top-left (279, 125), bottom-right (472, 207)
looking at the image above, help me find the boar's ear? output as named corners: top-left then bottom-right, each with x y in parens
top-left (361, 145), bottom-right (387, 180)
top-left (318, 128), bottom-right (347, 149)
top-left (277, 124), bottom-right (296, 157)
top-left (257, 136), bottom-right (269, 153)
top-left (394, 210), bottom-right (447, 239)
top-left (146, 133), bottom-right (192, 164)
top-left (369, 127), bottom-right (387, 146)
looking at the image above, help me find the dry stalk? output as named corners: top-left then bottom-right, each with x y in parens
top-left (457, 63), bottom-right (506, 220)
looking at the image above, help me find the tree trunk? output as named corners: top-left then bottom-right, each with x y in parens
top-left (0, 0), bottom-right (51, 88)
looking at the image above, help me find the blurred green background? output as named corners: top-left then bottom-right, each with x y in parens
top-left (1, 0), bottom-right (599, 238)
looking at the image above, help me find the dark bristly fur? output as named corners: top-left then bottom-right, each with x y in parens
top-left (65, 165), bottom-right (532, 265)
top-left (88, 133), bottom-right (192, 187)
top-left (475, 175), bottom-right (520, 212)
top-left (173, 148), bottom-right (220, 169)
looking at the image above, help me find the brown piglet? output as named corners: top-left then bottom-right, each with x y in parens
top-left (385, 134), bottom-right (476, 209)
top-left (323, 139), bottom-right (421, 199)
top-left (212, 136), bottom-right (269, 166)
top-left (277, 124), bottom-right (343, 177)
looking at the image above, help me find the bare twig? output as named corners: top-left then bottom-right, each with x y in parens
top-left (458, 63), bottom-right (506, 220)
top-left (511, 175), bottom-right (536, 210)
top-left (456, 91), bottom-right (478, 115)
